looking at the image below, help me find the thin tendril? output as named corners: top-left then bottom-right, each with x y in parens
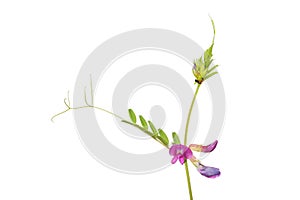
top-left (51, 102), bottom-right (125, 122)
top-left (51, 76), bottom-right (166, 150)
top-left (90, 74), bottom-right (94, 105)
top-left (51, 90), bottom-right (167, 149)
top-left (51, 108), bottom-right (70, 122)
top-left (67, 90), bottom-right (70, 107)
top-left (84, 87), bottom-right (92, 106)
top-left (64, 98), bottom-right (70, 109)
top-left (52, 75), bottom-right (125, 121)
top-left (209, 15), bottom-right (216, 45)
top-left (51, 76), bottom-right (168, 150)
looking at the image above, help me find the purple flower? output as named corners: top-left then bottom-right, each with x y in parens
top-left (198, 164), bottom-right (220, 178)
top-left (189, 140), bottom-right (218, 153)
top-left (170, 142), bottom-right (221, 178)
top-left (188, 140), bottom-right (221, 178)
top-left (169, 144), bottom-right (193, 165)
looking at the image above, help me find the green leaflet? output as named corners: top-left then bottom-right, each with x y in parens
top-left (158, 129), bottom-right (169, 145)
top-left (128, 109), bottom-right (137, 123)
top-left (207, 64), bottom-right (218, 75)
top-left (200, 65), bottom-right (208, 78)
top-left (148, 121), bottom-right (158, 136)
top-left (205, 71), bottom-right (218, 80)
top-left (172, 132), bottom-right (181, 144)
top-left (139, 115), bottom-right (148, 130)
top-left (204, 44), bottom-right (214, 68)
top-left (157, 136), bottom-right (168, 146)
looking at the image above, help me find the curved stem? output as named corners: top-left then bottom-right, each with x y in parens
top-left (184, 83), bottom-right (201, 145)
top-left (184, 83), bottom-right (201, 200)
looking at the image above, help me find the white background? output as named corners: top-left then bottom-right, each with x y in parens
top-left (1, 0), bottom-right (300, 199)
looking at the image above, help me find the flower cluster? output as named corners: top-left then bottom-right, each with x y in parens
top-left (169, 140), bottom-right (220, 178)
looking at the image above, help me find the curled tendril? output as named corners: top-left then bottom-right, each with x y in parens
top-left (51, 75), bottom-right (124, 122)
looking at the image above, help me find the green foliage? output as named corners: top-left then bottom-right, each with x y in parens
top-left (207, 64), bottom-right (218, 74)
top-left (204, 44), bottom-right (214, 68)
top-left (205, 71), bottom-right (218, 80)
top-left (139, 115), bottom-right (148, 130)
top-left (172, 132), bottom-right (181, 144)
top-left (148, 120), bottom-right (158, 136)
top-left (128, 109), bottom-right (137, 123)
top-left (123, 109), bottom-right (171, 147)
top-left (158, 129), bottom-right (169, 145)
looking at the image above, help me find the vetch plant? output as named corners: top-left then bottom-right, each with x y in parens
top-left (52, 17), bottom-right (222, 200)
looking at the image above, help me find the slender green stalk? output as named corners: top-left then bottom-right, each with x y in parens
top-left (121, 120), bottom-right (169, 149)
top-left (184, 83), bottom-right (202, 200)
top-left (185, 161), bottom-right (193, 200)
top-left (184, 83), bottom-right (201, 145)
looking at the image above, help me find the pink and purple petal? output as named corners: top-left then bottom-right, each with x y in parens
top-left (171, 156), bottom-right (178, 164)
top-left (179, 155), bottom-right (185, 165)
top-left (183, 148), bottom-right (193, 159)
top-left (169, 145), bottom-right (179, 156)
top-left (201, 140), bottom-right (218, 153)
top-left (189, 144), bottom-right (202, 152)
top-left (169, 144), bottom-right (193, 164)
top-left (198, 165), bottom-right (220, 178)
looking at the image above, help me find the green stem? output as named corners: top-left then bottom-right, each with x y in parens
top-left (184, 83), bottom-right (201, 145)
top-left (185, 161), bottom-right (193, 200)
top-left (184, 83), bottom-right (201, 200)
top-left (121, 120), bottom-right (169, 149)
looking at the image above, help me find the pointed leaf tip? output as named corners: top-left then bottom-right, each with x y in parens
top-left (148, 121), bottom-right (158, 136)
top-left (158, 129), bottom-right (169, 145)
top-left (128, 109), bottom-right (137, 123)
top-left (172, 132), bottom-right (181, 144)
top-left (139, 115), bottom-right (148, 130)
top-left (205, 71), bottom-right (218, 80)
